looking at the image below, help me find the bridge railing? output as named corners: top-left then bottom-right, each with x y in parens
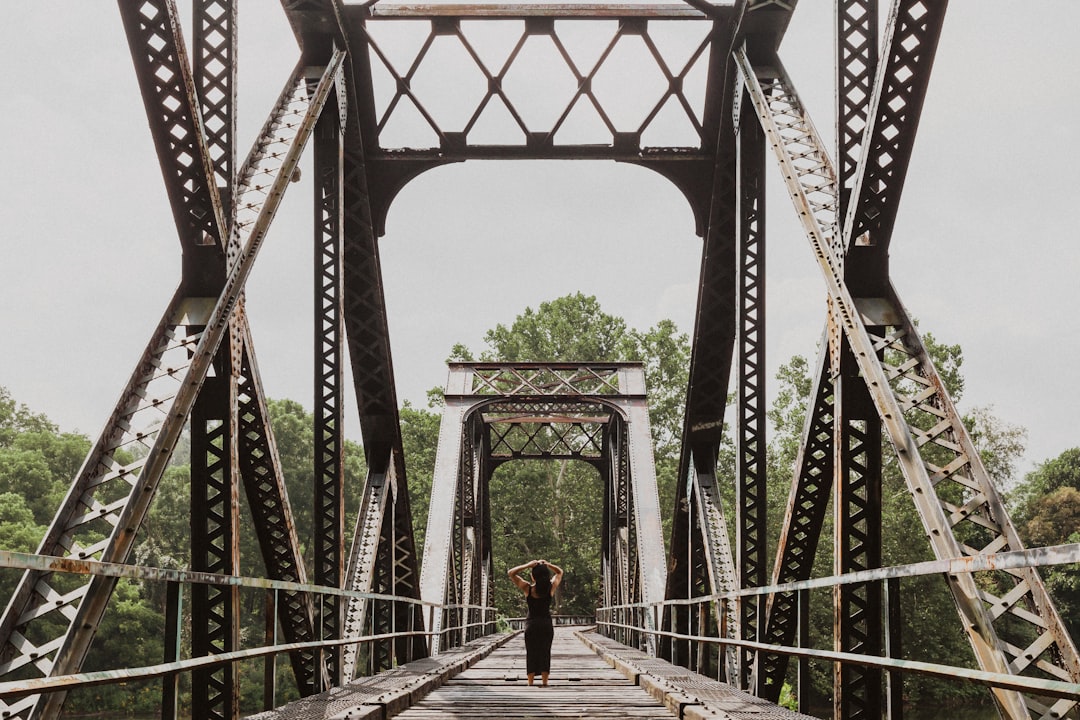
top-left (0, 551), bottom-right (499, 714)
top-left (595, 543), bottom-right (1080, 711)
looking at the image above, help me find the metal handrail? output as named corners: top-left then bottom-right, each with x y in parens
top-left (591, 617), bottom-right (1080, 700)
top-left (600, 542), bottom-right (1079, 608)
top-left (0, 551), bottom-right (501, 701)
top-left (593, 542), bottom-right (1080, 700)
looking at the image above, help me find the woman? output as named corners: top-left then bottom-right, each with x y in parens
top-left (508, 558), bottom-right (564, 687)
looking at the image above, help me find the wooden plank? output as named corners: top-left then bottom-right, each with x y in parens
top-left (393, 628), bottom-right (675, 719)
top-left (260, 628), bottom-right (816, 719)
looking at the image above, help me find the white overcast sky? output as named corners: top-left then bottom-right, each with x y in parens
top-left (1, 2), bottom-right (1077, 483)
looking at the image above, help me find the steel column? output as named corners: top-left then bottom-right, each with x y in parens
top-left (832, 331), bottom-right (884, 720)
top-left (313, 58), bottom-right (348, 688)
top-left (736, 43), bottom-right (1080, 718)
top-left (735, 79), bottom-right (768, 691)
top-left (190, 328), bottom-right (242, 720)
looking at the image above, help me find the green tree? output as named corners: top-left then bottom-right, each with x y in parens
top-left (0, 492), bottom-right (47, 598)
top-left (1011, 447), bottom-right (1080, 526)
top-left (401, 401), bottom-right (441, 557)
top-left (0, 386), bottom-right (57, 446)
top-left (1010, 448), bottom-right (1080, 640)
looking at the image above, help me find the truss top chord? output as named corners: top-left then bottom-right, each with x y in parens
top-left (368, 2), bottom-right (715, 19)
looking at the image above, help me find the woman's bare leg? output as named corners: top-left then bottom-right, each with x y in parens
top-left (527, 672), bottom-right (535, 686)
top-left (541, 671), bottom-right (549, 687)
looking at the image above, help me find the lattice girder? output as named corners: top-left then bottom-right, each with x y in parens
top-left (735, 42), bottom-right (1080, 718)
top-left (0, 34), bottom-right (343, 716)
top-left (313, 57), bottom-right (348, 688)
top-left (342, 461), bottom-right (391, 680)
top-left (119, 0), bottom-right (228, 253)
top-left (362, 6), bottom-right (715, 154)
top-left (756, 335), bottom-right (836, 700)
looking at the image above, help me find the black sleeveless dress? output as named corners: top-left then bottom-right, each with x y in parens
top-left (524, 590), bottom-right (554, 674)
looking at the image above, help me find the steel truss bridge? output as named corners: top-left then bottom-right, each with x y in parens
top-left (0, 1), bottom-right (1078, 719)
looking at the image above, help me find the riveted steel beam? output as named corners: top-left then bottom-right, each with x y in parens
top-left (119, 0), bottom-right (228, 255)
top-left (189, 318), bottom-right (242, 720)
top-left (756, 330), bottom-right (834, 700)
top-left (735, 76), bottom-right (767, 691)
top-left (843, 0), bottom-right (948, 257)
top-left (832, 331), bottom-right (884, 720)
top-left (736, 45), bottom-right (1080, 719)
top-left (835, 0), bottom-right (877, 221)
top-left (313, 58), bottom-right (348, 688)
top-left (188, 5), bottom-right (242, 715)
top-left (342, 461), bottom-right (392, 678)
top-left (0, 52), bottom-right (343, 720)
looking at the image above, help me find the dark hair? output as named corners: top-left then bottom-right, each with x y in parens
top-left (531, 563), bottom-right (552, 597)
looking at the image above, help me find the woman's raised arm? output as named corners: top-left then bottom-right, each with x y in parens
top-left (507, 559), bottom-right (537, 593)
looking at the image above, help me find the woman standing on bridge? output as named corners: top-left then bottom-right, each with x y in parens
top-left (508, 558), bottom-right (564, 687)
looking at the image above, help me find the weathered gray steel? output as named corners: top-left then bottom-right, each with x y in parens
top-left (313, 56), bottom-right (349, 689)
top-left (735, 41), bottom-right (1080, 719)
top-left (0, 35), bottom-right (343, 717)
top-left (735, 70), bottom-right (768, 692)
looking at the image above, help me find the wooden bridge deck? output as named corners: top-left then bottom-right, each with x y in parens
top-left (252, 627), bottom-right (818, 720)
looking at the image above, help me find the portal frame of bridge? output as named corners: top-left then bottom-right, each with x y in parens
top-left (420, 363), bottom-right (667, 655)
top-left (0, 2), bottom-right (1078, 720)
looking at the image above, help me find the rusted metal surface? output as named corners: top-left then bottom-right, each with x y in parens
top-left (370, 3), bottom-right (711, 18)
top-left (0, 46), bottom-right (343, 720)
top-left (734, 37), bottom-right (1080, 717)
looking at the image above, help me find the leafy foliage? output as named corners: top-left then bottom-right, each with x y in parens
top-left (1010, 448), bottom-right (1080, 639)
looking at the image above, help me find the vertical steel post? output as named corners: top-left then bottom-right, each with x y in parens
top-left (833, 333), bottom-right (884, 720)
top-left (736, 79), bottom-right (768, 691)
top-left (190, 339), bottom-right (241, 720)
top-left (162, 581), bottom-right (184, 720)
top-left (263, 589), bottom-right (278, 711)
top-left (190, 3), bottom-right (240, 716)
top-left (313, 57), bottom-right (347, 689)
